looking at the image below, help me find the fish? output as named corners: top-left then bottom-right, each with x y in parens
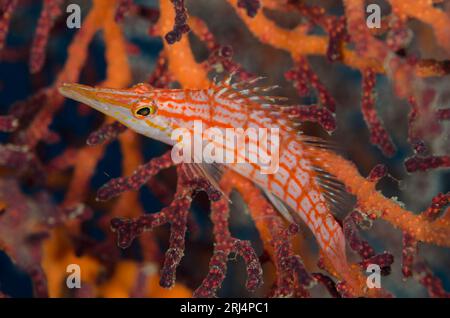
top-left (58, 75), bottom-right (363, 294)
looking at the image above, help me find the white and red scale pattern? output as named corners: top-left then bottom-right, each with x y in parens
top-left (152, 87), bottom-right (345, 260)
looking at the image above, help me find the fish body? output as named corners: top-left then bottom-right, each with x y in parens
top-left (59, 78), bottom-right (354, 288)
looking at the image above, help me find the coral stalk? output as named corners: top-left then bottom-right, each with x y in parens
top-left (309, 148), bottom-right (450, 247)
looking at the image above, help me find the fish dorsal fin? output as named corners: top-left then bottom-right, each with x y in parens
top-left (130, 83), bottom-right (153, 93)
top-left (212, 73), bottom-right (289, 110)
top-left (209, 72), bottom-right (350, 216)
top-left (299, 134), bottom-right (342, 152)
top-left (211, 73), bottom-right (340, 137)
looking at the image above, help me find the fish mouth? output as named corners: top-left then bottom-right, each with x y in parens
top-left (59, 83), bottom-right (111, 114)
top-left (58, 83), bottom-right (172, 143)
top-left (58, 83), bottom-right (96, 98)
top-left (58, 83), bottom-right (150, 136)
top-left (58, 83), bottom-right (134, 120)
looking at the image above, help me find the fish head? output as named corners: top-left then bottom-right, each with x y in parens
top-left (58, 83), bottom-right (175, 145)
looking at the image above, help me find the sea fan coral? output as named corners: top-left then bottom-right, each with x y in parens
top-left (0, 0), bottom-right (449, 299)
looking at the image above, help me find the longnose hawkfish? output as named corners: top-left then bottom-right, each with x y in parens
top-left (59, 75), bottom-right (366, 295)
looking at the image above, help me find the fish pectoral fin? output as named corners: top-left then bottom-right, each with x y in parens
top-left (262, 189), bottom-right (295, 224)
top-left (183, 162), bottom-right (231, 203)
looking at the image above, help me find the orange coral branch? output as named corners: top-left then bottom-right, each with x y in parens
top-left (20, 0), bottom-right (114, 151)
top-left (55, 0), bottom-right (106, 85)
top-left (389, 0), bottom-right (450, 54)
top-left (111, 130), bottom-right (144, 219)
top-left (226, 0), bottom-right (446, 78)
top-left (309, 147), bottom-right (450, 248)
top-left (158, 0), bottom-right (209, 88)
top-left (64, 0), bottom-right (131, 207)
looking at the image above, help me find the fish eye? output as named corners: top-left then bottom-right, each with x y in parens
top-left (133, 103), bottom-right (157, 119)
top-left (137, 107), bottom-right (151, 116)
